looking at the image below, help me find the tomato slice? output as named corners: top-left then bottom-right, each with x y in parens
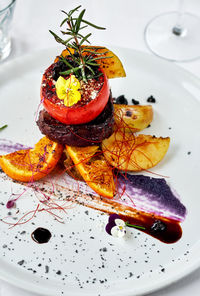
top-left (40, 65), bottom-right (110, 125)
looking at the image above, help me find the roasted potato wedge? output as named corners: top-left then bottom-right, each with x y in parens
top-left (102, 132), bottom-right (170, 171)
top-left (55, 46), bottom-right (126, 79)
top-left (114, 104), bottom-right (153, 132)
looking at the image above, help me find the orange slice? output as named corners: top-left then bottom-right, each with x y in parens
top-left (55, 46), bottom-right (126, 79)
top-left (0, 136), bottom-right (63, 182)
top-left (66, 145), bottom-right (115, 198)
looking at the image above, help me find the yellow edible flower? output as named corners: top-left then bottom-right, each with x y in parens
top-left (55, 75), bottom-right (81, 107)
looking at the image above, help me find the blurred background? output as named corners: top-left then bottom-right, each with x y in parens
top-left (8, 0), bottom-right (200, 76)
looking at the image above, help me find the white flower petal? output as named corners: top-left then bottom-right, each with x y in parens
top-left (98, 222), bottom-right (105, 232)
top-left (111, 225), bottom-right (126, 238)
top-left (115, 219), bottom-right (126, 227)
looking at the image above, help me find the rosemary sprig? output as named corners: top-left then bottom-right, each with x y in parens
top-left (60, 65), bottom-right (83, 76)
top-left (49, 6), bottom-right (109, 82)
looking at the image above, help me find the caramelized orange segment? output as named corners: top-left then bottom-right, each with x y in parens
top-left (66, 145), bottom-right (115, 198)
top-left (55, 46), bottom-right (126, 79)
top-left (0, 136), bottom-right (63, 182)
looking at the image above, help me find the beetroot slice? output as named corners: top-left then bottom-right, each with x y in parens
top-left (37, 95), bottom-right (114, 147)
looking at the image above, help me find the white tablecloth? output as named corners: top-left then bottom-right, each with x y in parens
top-left (1, 0), bottom-right (200, 295)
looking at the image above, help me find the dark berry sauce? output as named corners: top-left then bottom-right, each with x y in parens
top-left (120, 213), bottom-right (182, 244)
top-left (31, 227), bottom-right (52, 244)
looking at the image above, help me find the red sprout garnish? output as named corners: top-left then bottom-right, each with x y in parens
top-left (6, 199), bottom-right (16, 209)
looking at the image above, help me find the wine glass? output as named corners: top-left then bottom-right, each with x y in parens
top-left (144, 0), bottom-right (200, 62)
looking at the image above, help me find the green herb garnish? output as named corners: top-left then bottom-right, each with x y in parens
top-left (125, 222), bottom-right (145, 230)
top-left (0, 124), bottom-right (8, 131)
top-left (49, 6), bottom-right (110, 82)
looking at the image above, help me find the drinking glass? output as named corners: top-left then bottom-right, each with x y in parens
top-left (144, 0), bottom-right (200, 62)
top-left (0, 0), bottom-right (16, 61)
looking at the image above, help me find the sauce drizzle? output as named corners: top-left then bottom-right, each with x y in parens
top-left (31, 227), bottom-right (52, 244)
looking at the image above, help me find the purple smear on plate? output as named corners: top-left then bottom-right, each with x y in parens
top-left (117, 174), bottom-right (186, 222)
top-left (0, 139), bottom-right (32, 154)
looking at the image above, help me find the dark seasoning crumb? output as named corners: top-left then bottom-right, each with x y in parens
top-left (17, 260), bottom-right (25, 266)
top-left (56, 270), bottom-right (62, 275)
top-left (114, 95), bottom-right (128, 105)
top-left (132, 98), bottom-right (140, 105)
top-left (114, 95), bottom-right (141, 105)
top-left (114, 94), bottom-right (157, 105)
top-left (147, 95), bottom-right (156, 103)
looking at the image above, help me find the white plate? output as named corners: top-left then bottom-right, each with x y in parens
top-left (0, 47), bottom-right (200, 296)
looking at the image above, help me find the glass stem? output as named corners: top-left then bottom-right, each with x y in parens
top-left (172, 0), bottom-right (185, 36)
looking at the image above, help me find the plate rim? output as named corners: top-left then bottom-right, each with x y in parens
top-left (0, 46), bottom-right (200, 296)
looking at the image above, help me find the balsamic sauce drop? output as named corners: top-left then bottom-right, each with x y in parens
top-left (31, 227), bottom-right (52, 244)
top-left (120, 213), bottom-right (182, 244)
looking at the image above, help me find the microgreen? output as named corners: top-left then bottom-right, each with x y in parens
top-left (125, 222), bottom-right (145, 230)
top-left (0, 124), bottom-right (8, 131)
top-left (49, 6), bottom-right (110, 82)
